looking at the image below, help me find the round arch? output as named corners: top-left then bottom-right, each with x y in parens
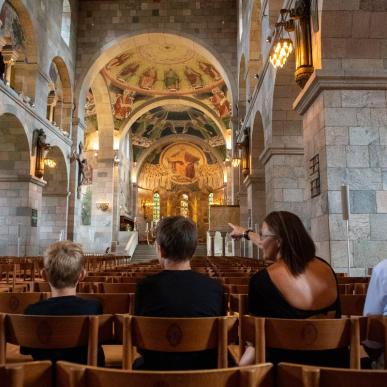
top-left (120, 95), bottom-right (228, 141)
top-left (47, 56), bottom-right (73, 134)
top-left (0, 112), bottom-right (30, 177)
top-left (41, 145), bottom-right (69, 252)
top-left (135, 134), bottom-right (226, 183)
top-left (75, 32), bottom-right (237, 122)
top-left (250, 110), bottom-right (265, 176)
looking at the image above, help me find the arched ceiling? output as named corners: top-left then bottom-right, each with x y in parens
top-left (86, 36), bottom-right (232, 139)
top-left (130, 104), bottom-right (226, 163)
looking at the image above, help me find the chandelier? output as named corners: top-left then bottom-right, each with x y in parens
top-left (269, 9), bottom-right (295, 70)
top-left (270, 38), bottom-right (293, 69)
top-left (44, 158), bottom-right (57, 168)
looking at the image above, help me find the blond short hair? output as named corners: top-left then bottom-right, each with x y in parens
top-left (43, 241), bottom-right (84, 289)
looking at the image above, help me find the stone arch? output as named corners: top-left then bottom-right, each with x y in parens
top-left (40, 146), bottom-right (69, 252)
top-left (248, 0), bottom-right (262, 93)
top-left (135, 134), bottom-right (225, 183)
top-left (0, 112), bottom-right (30, 178)
top-left (238, 54), bottom-right (247, 122)
top-left (0, 0), bottom-right (39, 98)
top-left (121, 96), bottom-right (227, 141)
top-left (0, 112), bottom-right (36, 255)
top-left (75, 32), bottom-right (237, 123)
top-left (249, 111), bottom-right (266, 238)
top-left (47, 56), bottom-right (73, 134)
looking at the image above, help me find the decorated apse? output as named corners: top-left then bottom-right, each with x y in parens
top-left (83, 36), bottom-right (231, 239)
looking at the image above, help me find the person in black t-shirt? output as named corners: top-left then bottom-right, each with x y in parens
top-left (134, 216), bottom-right (225, 370)
top-left (21, 241), bottom-right (104, 366)
top-left (229, 211), bottom-right (346, 368)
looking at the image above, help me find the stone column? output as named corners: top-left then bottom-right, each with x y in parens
top-left (208, 230), bottom-right (216, 256)
top-left (47, 91), bottom-right (57, 123)
top-left (294, 71), bottom-right (387, 271)
top-left (243, 174), bottom-right (265, 258)
top-left (220, 231), bottom-right (227, 256)
top-left (1, 45), bottom-right (18, 86)
top-left (53, 99), bottom-right (63, 128)
top-left (61, 102), bottom-right (72, 135)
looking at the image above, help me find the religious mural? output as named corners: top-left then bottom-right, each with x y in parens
top-left (130, 105), bottom-right (227, 163)
top-left (0, 1), bottom-right (25, 49)
top-left (97, 42), bottom-right (232, 132)
top-left (138, 143), bottom-right (224, 193)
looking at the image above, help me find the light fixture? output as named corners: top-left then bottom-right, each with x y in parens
top-left (232, 157), bottom-right (241, 168)
top-left (269, 9), bottom-right (294, 70)
top-left (96, 202), bottom-right (109, 212)
top-left (44, 158), bottom-right (56, 168)
top-left (269, 38), bottom-right (293, 69)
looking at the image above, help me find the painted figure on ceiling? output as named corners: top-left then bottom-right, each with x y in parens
top-left (164, 68), bottom-right (179, 91)
top-left (106, 52), bottom-right (131, 70)
top-left (184, 66), bottom-right (203, 88)
top-left (139, 67), bottom-right (157, 90)
top-left (113, 89), bottom-right (134, 120)
top-left (199, 62), bottom-right (221, 81)
top-left (167, 148), bottom-right (200, 180)
top-left (117, 62), bottom-right (139, 82)
top-left (210, 88), bottom-right (231, 118)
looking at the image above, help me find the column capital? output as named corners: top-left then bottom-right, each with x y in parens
top-left (259, 145), bottom-right (304, 166)
top-left (293, 69), bottom-right (387, 115)
top-left (1, 45), bottom-right (19, 64)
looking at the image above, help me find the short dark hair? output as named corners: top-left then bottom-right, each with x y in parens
top-left (155, 216), bottom-right (197, 261)
top-left (264, 211), bottom-right (315, 276)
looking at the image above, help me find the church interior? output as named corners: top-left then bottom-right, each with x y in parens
top-left (1, 0), bottom-right (387, 384)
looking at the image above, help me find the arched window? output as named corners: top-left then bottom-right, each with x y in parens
top-left (61, 0), bottom-right (71, 46)
top-left (180, 194), bottom-right (189, 217)
top-left (153, 192), bottom-right (160, 223)
top-left (208, 192), bottom-right (214, 206)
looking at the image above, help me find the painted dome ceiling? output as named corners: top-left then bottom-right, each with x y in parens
top-left (101, 44), bottom-right (225, 96)
top-left (131, 105), bottom-right (226, 163)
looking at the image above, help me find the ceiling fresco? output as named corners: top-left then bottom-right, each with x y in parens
top-left (96, 42), bottom-right (232, 132)
top-left (131, 105), bottom-right (227, 163)
top-left (138, 142), bottom-right (224, 193)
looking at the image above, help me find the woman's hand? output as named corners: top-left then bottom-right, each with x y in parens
top-left (228, 223), bottom-right (246, 239)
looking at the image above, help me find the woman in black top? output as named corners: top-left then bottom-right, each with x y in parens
top-left (229, 211), bottom-right (347, 367)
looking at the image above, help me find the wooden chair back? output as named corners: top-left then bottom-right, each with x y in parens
top-left (0, 313), bottom-right (113, 366)
top-left (56, 360), bottom-right (273, 387)
top-left (241, 316), bottom-right (365, 369)
top-left (277, 362), bottom-right (387, 387)
top-left (339, 295), bottom-right (366, 316)
top-left (117, 315), bottom-right (238, 370)
top-left (102, 283), bottom-right (137, 293)
top-left (366, 315), bottom-right (387, 369)
top-left (77, 293), bottom-right (134, 314)
top-left (0, 293), bottom-right (46, 314)
top-left (0, 360), bottom-right (52, 387)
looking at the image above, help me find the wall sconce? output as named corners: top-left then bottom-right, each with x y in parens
top-left (44, 158), bottom-right (57, 168)
top-left (34, 129), bottom-right (51, 179)
top-left (96, 202), bottom-right (109, 212)
top-left (269, 1), bottom-right (314, 88)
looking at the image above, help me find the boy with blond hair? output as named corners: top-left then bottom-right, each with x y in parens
top-left (22, 241), bottom-right (104, 365)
